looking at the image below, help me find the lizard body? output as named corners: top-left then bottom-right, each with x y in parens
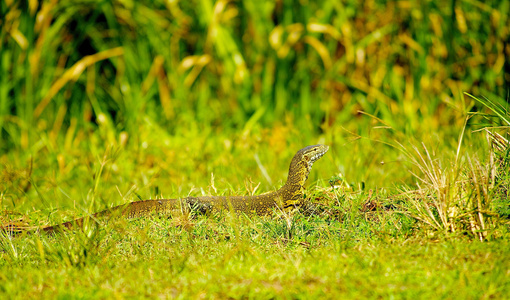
top-left (6, 145), bottom-right (329, 234)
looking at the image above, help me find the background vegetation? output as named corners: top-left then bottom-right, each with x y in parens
top-left (1, 0), bottom-right (509, 298)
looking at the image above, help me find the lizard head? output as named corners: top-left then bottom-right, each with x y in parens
top-left (286, 144), bottom-right (329, 187)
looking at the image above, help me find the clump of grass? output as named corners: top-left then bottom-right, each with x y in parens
top-left (467, 93), bottom-right (510, 219)
top-left (36, 223), bottom-right (113, 267)
top-left (487, 130), bottom-right (510, 218)
top-left (399, 121), bottom-right (509, 240)
top-left (0, 227), bottom-right (28, 264)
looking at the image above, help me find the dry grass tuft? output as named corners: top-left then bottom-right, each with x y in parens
top-left (399, 128), bottom-right (509, 241)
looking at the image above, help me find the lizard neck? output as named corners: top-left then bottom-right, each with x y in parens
top-left (278, 144), bottom-right (329, 207)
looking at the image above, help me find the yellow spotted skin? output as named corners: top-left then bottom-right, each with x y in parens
top-left (38, 145), bottom-right (329, 234)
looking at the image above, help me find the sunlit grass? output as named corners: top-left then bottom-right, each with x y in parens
top-left (398, 137), bottom-right (506, 241)
top-left (1, 0), bottom-right (510, 298)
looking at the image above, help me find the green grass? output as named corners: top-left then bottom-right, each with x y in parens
top-left (1, 137), bottom-right (509, 298)
top-left (1, 213), bottom-right (509, 298)
top-left (1, 0), bottom-right (510, 298)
